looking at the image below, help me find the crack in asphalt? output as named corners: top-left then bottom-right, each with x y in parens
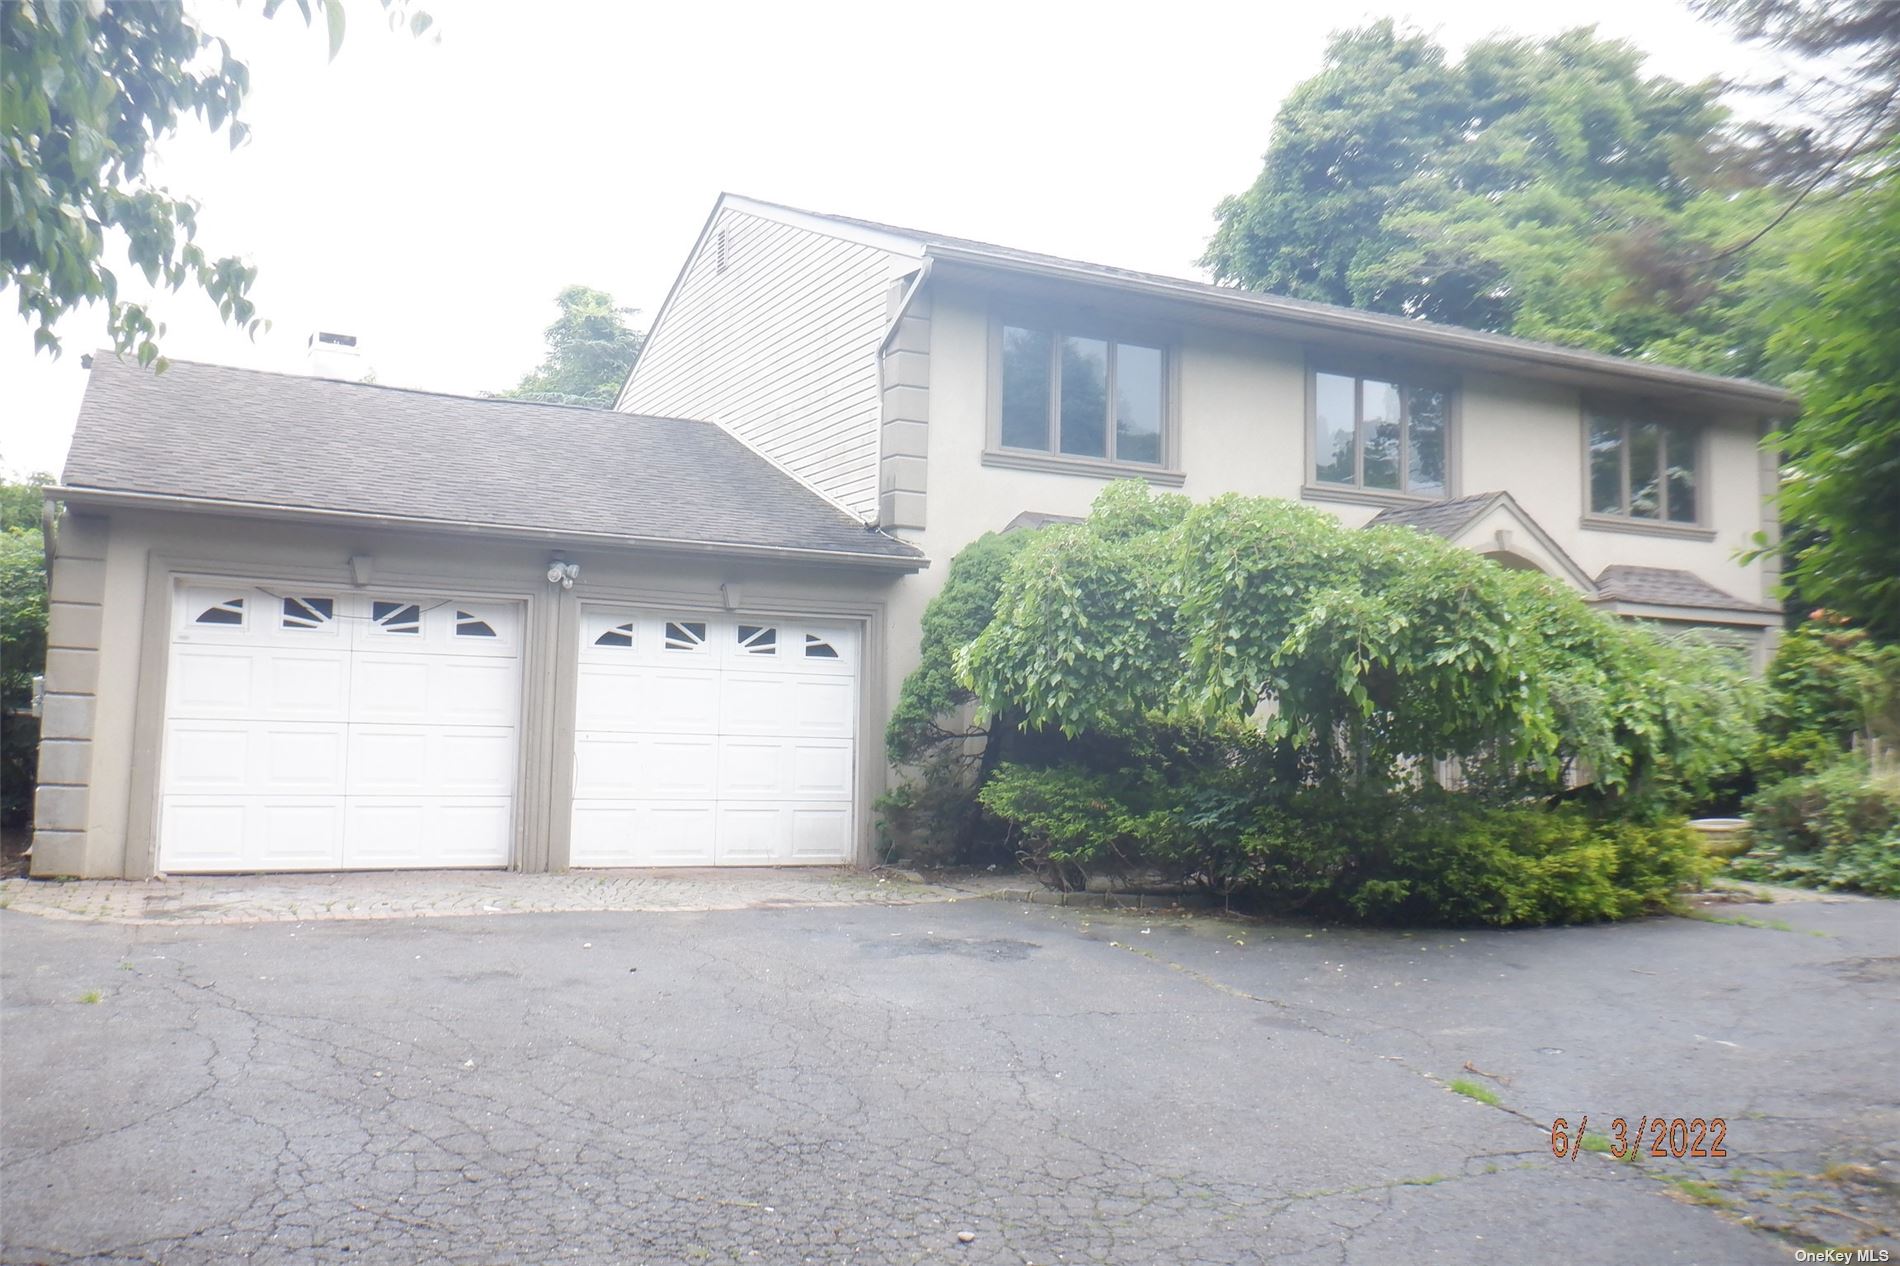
top-left (3, 901), bottom-right (1886, 1264)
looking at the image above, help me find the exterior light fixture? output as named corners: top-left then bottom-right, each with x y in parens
top-left (547, 559), bottom-right (581, 590)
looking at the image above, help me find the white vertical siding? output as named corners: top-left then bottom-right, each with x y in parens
top-left (620, 208), bottom-right (907, 520)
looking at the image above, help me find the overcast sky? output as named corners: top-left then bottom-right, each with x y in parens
top-left (1, 0), bottom-right (1793, 477)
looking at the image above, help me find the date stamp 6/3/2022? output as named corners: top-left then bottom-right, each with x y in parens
top-left (1549, 1116), bottom-right (1727, 1160)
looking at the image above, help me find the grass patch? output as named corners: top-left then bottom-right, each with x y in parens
top-left (1448, 1078), bottom-right (1500, 1106)
top-left (77, 990), bottom-right (101, 1004)
top-left (1666, 1177), bottom-right (1731, 1208)
top-left (1398, 1173), bottom-right (1451, 1186)
top-left (1821, 1162), bottom-right (1880, 1184)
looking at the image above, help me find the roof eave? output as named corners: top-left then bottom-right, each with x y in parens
top-left (921, 245), bottom-right (1799, 417)
top-left (50, 486), bottom-right (929, 573)
top-left (1584, 596), bottom-right (1781, 627)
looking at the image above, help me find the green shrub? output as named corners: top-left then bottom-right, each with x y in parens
top-left (981, 763), bottom-right (1708, 926)
top-left (1732, 756), bottom-right (1900, 895)
top-left (1753, 618), bottom-right (1900, 780)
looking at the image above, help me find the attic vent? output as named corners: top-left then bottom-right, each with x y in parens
top-left (714, 229), bottom-right (728, 274)
top-left (315, 332), bottom-right (357, 348)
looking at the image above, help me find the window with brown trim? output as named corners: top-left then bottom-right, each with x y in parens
top-left (999, 322), bottom-right (1167, 466)
top-left (1587, 410), bottom-right (1700, 524)
top-left (1311, 369), bottom-right (1449, 497)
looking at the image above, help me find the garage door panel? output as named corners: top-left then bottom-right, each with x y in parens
top-left (158, 799), bottom-right (250, 870)
top-left (642, 670), bottom-right (721, 734)
top-left (429, 800), bottom-right (514, 866)
top-left (348, 727), bottom-right (432, 795)
top-left (260, 726), bottom-right (348, 793)
top-left (719, 738), bottom-right (789, 798)
top-left (717, 805), bottom-right (787, 865)
top-left (341, 799), bottom-right (429, 867)
top-left (433, 658), bottom-right (521, 726)
top-left (169, 648), bottom-right (258, 717)
top-left (790, 805), bottom-right (852, 862)
top-left (262, 651), bottom-right (350, 719)
top-left (720, 673), bottom-right (792, 733)
top-left (162, 723), bottom-right (256, 793)
top-left (573, 733), bottom-right (642, 798)
top-left (793, 678), bottom-right (854, 736)
top-left (258, 801), bottom-right (346, 867)
top-left (570, 800), bottom-right (717, 867)
top-left (350, 655), bottom-right (433, 723)
top-left (434, 730), bottom-right (518, 795)
top-left (342, 799), bottom-right (509, 868)
top-left (791, 741), bottom-right (853, 798)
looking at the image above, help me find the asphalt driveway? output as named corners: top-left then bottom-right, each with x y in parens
top-left (2, 889), bottom-right (1895, 1264)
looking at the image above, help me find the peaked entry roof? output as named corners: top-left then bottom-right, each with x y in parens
top-left (59, 354), bottom-right (924, 568)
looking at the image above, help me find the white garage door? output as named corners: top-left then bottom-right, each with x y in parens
top-left (158, 582), bottom-right (523, 872)
top-left (570, 608), bottom-right (859, 866)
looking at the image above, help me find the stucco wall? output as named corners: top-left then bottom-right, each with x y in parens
top-left (872, 280), bottom-right (1773, 714)
top-left (32, 506), bottom-right (907, 879)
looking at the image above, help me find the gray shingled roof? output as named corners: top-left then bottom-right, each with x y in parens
top-left (61, 355), bottom-right (924, 565)
top-left (1365, 493), bottom-right (1503, 539)
top-left (1592, 564), bottom-right (1775, 613)
top-left (753, 199), bottom-right (1796, 415)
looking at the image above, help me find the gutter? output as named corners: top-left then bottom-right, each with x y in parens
top-left (50, 486), bottom-right (930, 573)
top-left (922, 245), bottom-right (1799, 415)
top-left (40, 495), bottom-right (56, 577)
top-left (1584, 597), bottom-right (1782, 628)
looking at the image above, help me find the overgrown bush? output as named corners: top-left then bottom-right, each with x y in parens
top-left (885, 482), bottom-right (1757, 922)
top-left (964, 482), bottom-right (1758, 801)
top-left (980, 762), bottom-right (1709, 925)
top-left (1731, 756), bottom-right (1900, 895)
top-left (0, 475), bottom-right (49, 828)
top-left (877, 529), bottom-right (1041, 863)
top-left (1752, 617), bottom-right (1900, 780)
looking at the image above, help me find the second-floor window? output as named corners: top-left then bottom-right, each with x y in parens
top-left (1588, 411), bottom-right (1700, 524)
top-left (1312, 369), bottom-right (1449, 497)
top-left (999, 323), bottom-right (1166, 466)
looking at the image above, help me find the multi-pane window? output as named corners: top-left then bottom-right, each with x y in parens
top-left (1312, 370), bottom-right (1449, 497)
top-left (999, 323), bottom-right (1166, 466)
top-left (1588, 411), bottom-right (1700, 524)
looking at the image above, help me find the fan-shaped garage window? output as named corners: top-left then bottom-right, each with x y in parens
top-left (737, 624), bottom-right (777, 655)
top-left (803, 633), bottom-right (840, 660)
top-left (195, 597), bottom-right (246, 626)
top-left (454, 610), bottom-right (497, 638)
top-left (593, 622), bottom-right (636, 649)
top-left (372, 601), bottom-right (422, 635)
top-left (663, 621), bottom-right (707, 651)
top-left (281, 596), bottom-right (334, 630)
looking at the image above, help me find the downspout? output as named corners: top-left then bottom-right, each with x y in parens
top-left (40, 494), bottom-right (55, 577)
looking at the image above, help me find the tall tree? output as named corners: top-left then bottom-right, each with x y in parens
top-left (497, 286), bottom-right (645, 407)
top-left (1694, 0), bottom-right (1900, 183)
top-left (1201, 23), bottom-right (1804, 377)
top-left (1, 0), bottom-right (429, 366)
top-left (1761, 151), bottom-right (1900, 639)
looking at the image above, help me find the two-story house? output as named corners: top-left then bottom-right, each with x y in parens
top-left (29, 195), bottom-right (1793, 879)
